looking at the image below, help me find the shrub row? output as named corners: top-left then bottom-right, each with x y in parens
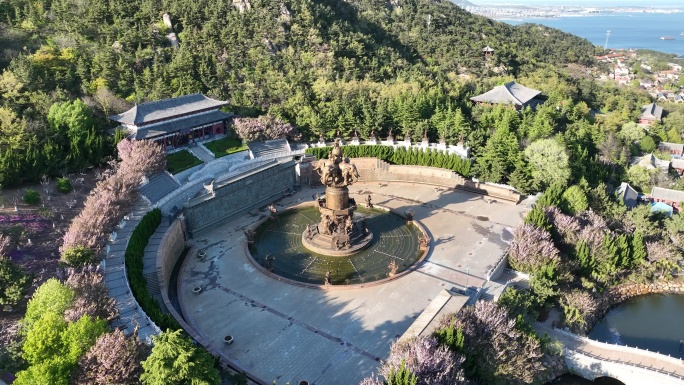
top-left (305, 145), bottom-right (472, 177)
top-left (124, 208), bottom-right (181, 331)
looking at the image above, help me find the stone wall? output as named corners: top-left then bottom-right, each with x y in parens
top-left (184, 160), bottom-right (297, 237)
top-left (156, 218), bottom-right (186, 291)
top-left (538, 354), bottom-right (568, 384)
top-left (351, 157), bottom-right (522, 203)
top-left (588, 280), bottom-right (684, 331)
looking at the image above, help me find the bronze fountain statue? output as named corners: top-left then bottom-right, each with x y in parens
top-left (302, 140), bottom-right (372, 256)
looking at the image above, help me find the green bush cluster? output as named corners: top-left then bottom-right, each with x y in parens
top-left (124, 209), bottom-right (181, 331)
top-left (22, 189), bottom-right (40, 205)
top-left (60, 246), bottom-right (95, 266)
top-left (305, 145), bottom-right (472, 178)
top-left (55, 178), bottom-right (72, 194)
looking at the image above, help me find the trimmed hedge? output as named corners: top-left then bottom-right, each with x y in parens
top-left (125, 208), bottom-right (181, 331)
top-left (305, 145), bottom-right (472, 178)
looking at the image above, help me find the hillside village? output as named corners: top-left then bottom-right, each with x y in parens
top-left (596, 49), bottom-right (683, 100)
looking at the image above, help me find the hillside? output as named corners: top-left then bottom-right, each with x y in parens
top-left (0, 0), bottom-right (601, 185)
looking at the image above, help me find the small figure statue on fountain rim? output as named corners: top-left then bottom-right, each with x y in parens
top-left (264, 254), bottom-right (275, 271)
top-left (244, 228), bottom-right (256, 244)
top-left (365, 194), bottom-right (373, 208)
top-left (419, 235), bottom-right (430, 250)
top-left (405, 209), bottom-right (414, 224)
top-left (388, 260), bottom-right (398, 277)
top-left (268, 203), bottom-right (278, 220)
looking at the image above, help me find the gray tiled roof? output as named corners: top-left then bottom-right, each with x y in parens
top-left (483, 46), bottom-right (494, 52)
top-left (133, 110), bottom-right (234, 139)
top-left (658, 142), bottom-right (684, 153)
top-left (640, 103), bottom-right (663, 121)
top-left (651, 186), bottom-right (684, 203)
top-left (109, 93), bottom-right (228, 126)
top-left (671, 158), bottom-right (684, 169)
top-left (470, 81), bottom-right (541, 106)
top-left (617, 182), bottom-right (638, 209)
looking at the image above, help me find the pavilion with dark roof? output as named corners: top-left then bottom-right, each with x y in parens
top-left (638, 102), bottom-right (663, 126)
top-left (469, 81), bottom-right (543, 110)
top-left (109, 93), bottom-right (234, 149)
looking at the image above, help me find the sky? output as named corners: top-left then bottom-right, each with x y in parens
top-left (477, 0), bottom-right (684, 6)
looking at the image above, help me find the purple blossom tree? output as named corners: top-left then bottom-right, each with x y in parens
top-left (444, 301), bottom-right (545, 385)
top-left (545, 206), bottom-right (581, 246)
top-left (560, 290), bottom-right (597, 333)
top-left (72, 329), bottom-right (149, 385)
top-left (507, 224), bottom-right (560, 273)
top-left (61, 139), bottom-right (166, 253)
top-left (64, 265), bottom-right (117, 322)
top-left (380, 336), bottom-right (465, 385)
top-left (576, 210), bottom-right (609, 251)
top-left (233, 115), bottom-right (300, 142)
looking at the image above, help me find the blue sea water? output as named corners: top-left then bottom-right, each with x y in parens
top-left (504, 12), bottom-right (684, 56)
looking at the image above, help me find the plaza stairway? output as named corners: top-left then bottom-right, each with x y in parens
top-left (247, 138), bottom-right (292, 159)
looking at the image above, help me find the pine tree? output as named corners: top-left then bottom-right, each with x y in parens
top-left (141, 329), bottom-right (220, 385)
top-left (630, 232), bottom-right (647, 267)
top-left (574, 240), bottom-right (594, 275)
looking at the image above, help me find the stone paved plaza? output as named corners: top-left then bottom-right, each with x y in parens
top-left (178, 182), bottom-right (527, 385)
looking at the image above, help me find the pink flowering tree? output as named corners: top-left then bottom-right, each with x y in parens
top-left (64, 266), bottom-right (117, 322)
top-left (379, 336), bottom-right (466, 385)
top-left (560, 290), bottom-right (598, 333)
top-left (544, 206), bottom-right (581, 247)
top-left (442, 301), bottom-right (545, 385)
top-left (507, 224), bottom-right (560, 274)
top-left (72, 329), bottom-right (149, 385)
top-left (61, 139), bottom-right (166, 253)
top-left (233, 115), bottom-right (300, 142)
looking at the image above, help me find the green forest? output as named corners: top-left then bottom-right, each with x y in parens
top-left (0, 0), bottom-right (606, 187)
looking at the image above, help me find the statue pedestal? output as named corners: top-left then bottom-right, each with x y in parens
top-left (325, 187), bottom-right (349, 211)
top-left (301, 223), bottom-right (373, 256)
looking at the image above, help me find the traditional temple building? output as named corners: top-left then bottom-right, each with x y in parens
top-left (482, 45), bottom-right (495, 59)
top-left (469, 81), bottom-right (543, 110)
top-left (651, 186), bottom-right (684, 213)
top-left (638, 102), bottom-right (663, 126)
top-left (109, 93), bottom-right (234, 149)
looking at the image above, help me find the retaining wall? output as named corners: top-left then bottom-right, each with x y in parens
top-left (156, 218), bottom-right (186, 296)
top-left (183, 160), bottom-right (297, 237)
top-left (350, 158), bottom-right (521, 203)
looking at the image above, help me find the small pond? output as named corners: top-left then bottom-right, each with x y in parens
top-left (588, 294), bottom-right (684, 358)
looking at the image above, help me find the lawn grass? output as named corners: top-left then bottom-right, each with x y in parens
top-left (204, 137), bottom-right (248, 158)
top-left (166, 150), bottom-right (203, 174)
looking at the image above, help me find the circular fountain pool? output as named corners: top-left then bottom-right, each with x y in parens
top-left (248, 205), bottom-right (426, 286)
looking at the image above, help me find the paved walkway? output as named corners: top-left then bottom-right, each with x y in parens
top-left (178, 182), bottom-right (527, 384)
top-left (536, 324), bottom-right (684, 378)
top-left (104, 201), bottom-right (160, 343)
top-left (187, 143), bottom-right (215, 163)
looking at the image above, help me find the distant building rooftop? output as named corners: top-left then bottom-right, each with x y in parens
top-left (616, 182), bottom-right (638, 209)
top-left (639, 102), bottom-right (663, 122)
top-left (651, 186), bottom-right (684, 204)
top-left (470, 81), bottom-right (541, 107)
